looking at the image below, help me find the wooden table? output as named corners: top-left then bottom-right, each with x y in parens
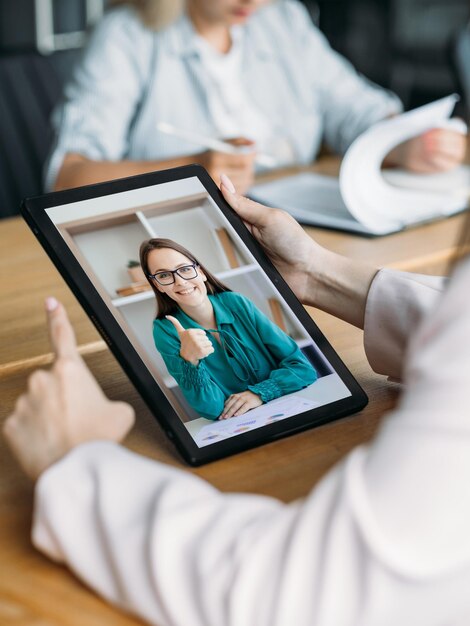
top-left (0, 160), bottom-right (466, 624)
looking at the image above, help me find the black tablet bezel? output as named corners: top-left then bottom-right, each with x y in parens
top-left (21, 165), bottom-right (368, 465)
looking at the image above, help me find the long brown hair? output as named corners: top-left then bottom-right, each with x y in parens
top-left (140, 238), bottom-right (231, 319)
top-left (108, 0), bottom-right (184, 29)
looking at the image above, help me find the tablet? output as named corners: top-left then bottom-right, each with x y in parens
top-left (21, 165), bottom-right (367, 465)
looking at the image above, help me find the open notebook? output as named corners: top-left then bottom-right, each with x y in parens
top-left (250, 96), bottom-right (470, 236)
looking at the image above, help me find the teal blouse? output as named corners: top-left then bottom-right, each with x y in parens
top-left (153, 291), bottom-right (317, 420)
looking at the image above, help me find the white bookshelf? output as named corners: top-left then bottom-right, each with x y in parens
top-left (73, 217), bottom-right (150, 298)
top-left (112, 290), bottom-right (154, 308)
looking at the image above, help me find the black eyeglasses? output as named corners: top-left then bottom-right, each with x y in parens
top-left (148, 263), bottom-right (199, 286)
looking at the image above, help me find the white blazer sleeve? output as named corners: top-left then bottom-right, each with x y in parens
top-left (363, 268), bottom-right (447, 380)
top-left (32, 259), bottom-right (470, 626)
top-left (281, 1), bottom-right (402, 153)
top-left (44, 8), bottom-right (152, 191)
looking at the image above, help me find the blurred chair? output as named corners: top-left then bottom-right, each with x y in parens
top-left (450, 23), bottom-right (470, 124)
top-left (0, 54), bottom-right (63, 218)
top-left (389, 0), bottom-right (470, 109)
top-left (0, 0), bottom-right (102, 218)
top-left (0, 0), bottom-right (103, 55)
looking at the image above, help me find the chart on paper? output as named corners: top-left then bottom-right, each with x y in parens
top-left (193, 394), bottom-right (320, 447)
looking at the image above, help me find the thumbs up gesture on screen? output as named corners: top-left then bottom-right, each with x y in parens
top-left (166, 316), bottom-right (215, 366)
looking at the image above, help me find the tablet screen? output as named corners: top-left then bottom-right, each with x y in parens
top-left (25, 167), bottom-right (365, 463)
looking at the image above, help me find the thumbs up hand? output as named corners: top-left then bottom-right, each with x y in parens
top-left (166, 316), bottom-right (215, 366)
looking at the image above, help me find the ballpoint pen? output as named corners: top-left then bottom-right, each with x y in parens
top-left (156, 121), bottom-right (278, 168)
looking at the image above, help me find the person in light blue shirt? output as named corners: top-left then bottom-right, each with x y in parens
top-left (140, 237), bottom-right (317, 420)
top-left (45, 0), bottom-right (467, 195)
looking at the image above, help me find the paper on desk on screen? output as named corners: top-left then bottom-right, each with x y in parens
top-left (194, 395), bottom-right (319, 447)
top-left (250, 95), bottom-right (470, 236)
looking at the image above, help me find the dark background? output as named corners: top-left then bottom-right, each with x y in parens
top-left (1, 0), bottom-right (469, 106)
top-left (313, 0), bottom-right (470, 109)
top-left (0, 0), bottom-right (469, 218)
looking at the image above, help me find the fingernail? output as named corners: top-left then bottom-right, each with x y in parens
top-left (45, 297), bottom-right (58, 311)
top-left (220, 173), bottom-right (236, 194)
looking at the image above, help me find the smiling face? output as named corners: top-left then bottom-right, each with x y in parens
top-left (147, 247), bottom-right (209, 310)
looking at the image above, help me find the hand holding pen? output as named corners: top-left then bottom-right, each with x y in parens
top-left (157, 122), bottom-right (278, 194)
top-left (199, 136), bottom-right (256, 195)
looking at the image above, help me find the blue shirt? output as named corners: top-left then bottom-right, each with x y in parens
top-left (153, 291), bottom-right (317, 420)
top-left (45, 0), bottom-right (401, 190)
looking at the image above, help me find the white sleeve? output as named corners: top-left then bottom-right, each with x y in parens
top-left (33, 443), bottom-right (287, 626)
top-left (281, 1), bottom-right (402, 153)
top-left (44, 8), bottom-right (152, 191)
top-left (363, 268), bottom-right (447, 380)
top-left (363, 255), bottom-right (470, 575)
top-left (32, 258), bottom-right (470, 626)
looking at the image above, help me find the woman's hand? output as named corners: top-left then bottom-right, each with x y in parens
top-left (199, 137), bottom-right (256, 195)
top-left (220, 173), bottom-right (319, 303)
top-left (166, 316), bottom-right (215, 366)
top-left (3, 298), bottom-right (135, 481)
top-left (219, 173), bottom-right (378, 329)
top-left (219, 390), bottom-right (263, 420)
top-left (384, 128), bottom-right (467, 173)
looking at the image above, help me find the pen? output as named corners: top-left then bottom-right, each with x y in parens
top-left (156, 121), bottom-right (278, 168)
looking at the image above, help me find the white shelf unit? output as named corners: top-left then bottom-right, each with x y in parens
top-left (222, 271), bottom-right (312, 347)
top-left (72, 215), bottom-right (150, 299)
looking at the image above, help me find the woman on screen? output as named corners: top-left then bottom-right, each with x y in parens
top-left (140, 238), bottom-right (317, 420)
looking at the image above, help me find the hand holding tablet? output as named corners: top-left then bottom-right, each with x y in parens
top-left (19, 164), bottom-right (367, 464)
